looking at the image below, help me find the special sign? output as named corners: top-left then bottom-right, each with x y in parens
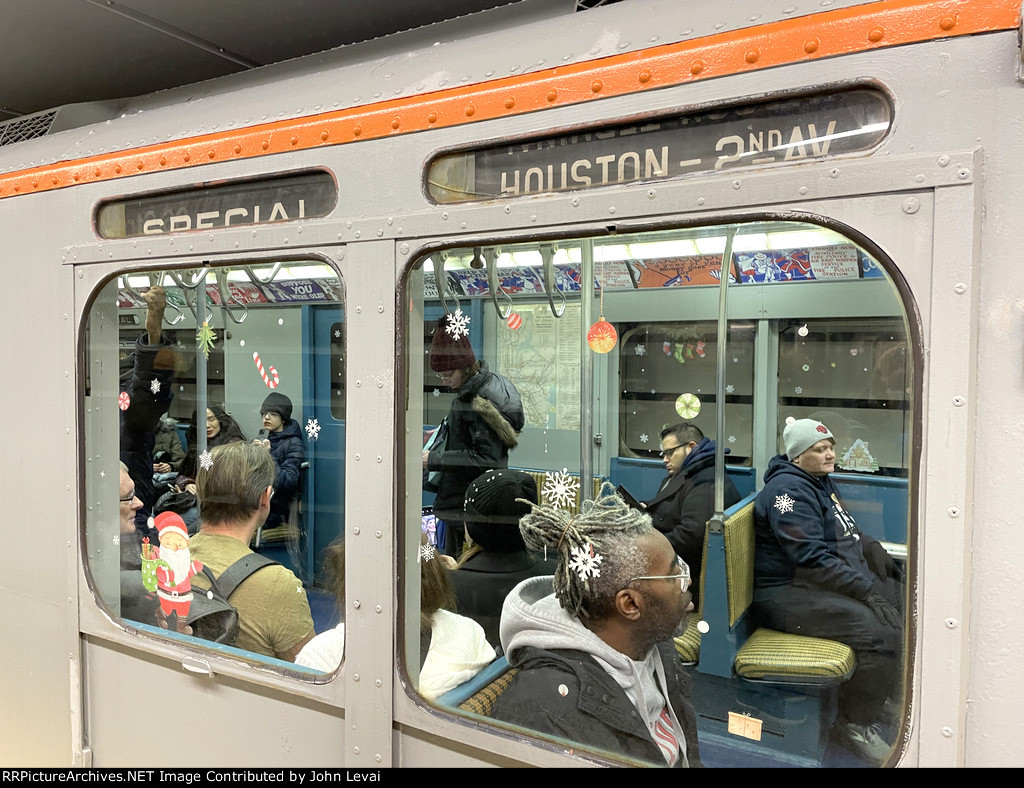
top-left (96, 170), bottom-right (337, 239)
top-left (427, 89), bottom-right (890, 203)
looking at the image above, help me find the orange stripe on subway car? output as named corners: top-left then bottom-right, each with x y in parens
top-left (0, 0), bottom-right (1016, 201)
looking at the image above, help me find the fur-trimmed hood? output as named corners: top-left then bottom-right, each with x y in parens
top-left (427, 360), bottom-right (526, 521)
top-left (461, 360), bottom-right (524, 448)
top-left (472, 395), bottom-right (519, 449)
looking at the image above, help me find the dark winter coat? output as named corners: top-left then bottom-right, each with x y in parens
top-left (490, 642), bottom-right (703, 768)
top-left (266, 418), bottom-right (305, 528)
top-left (152, 422), bottom-right (185, 471)
top-left (119, 334), bottom-right (175, 541)
top-left (644, 438), bottom-right (740, 605)
top-left (451, 553), bottom-right (555, 648)
top-left (753, 454), bottom-right (879, 601)
top-left (426, 360), bottom-right (525, 523)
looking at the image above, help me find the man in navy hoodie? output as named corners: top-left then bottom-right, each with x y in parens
top-left (643, 422), bottom-right (740, 606)
top-left (753, 418), bottom-right (903, 765)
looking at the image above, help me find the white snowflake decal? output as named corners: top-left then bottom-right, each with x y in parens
top-left (150, 378), bottom-right (161, 394)
top-left (634, 344), bottom-right (647, 356)
top-left (419, 542), bottom-right (436, 563)
top-left (639, 433), bottom-right (649, 443)
top-left (432, 388), bottom-right (440, 397)
top-left (445, 308), bottom-right (471, 340)
top-left (774, 494), bottom-right (796, 514)
top-left (305, 418), bottom-right (321, 441)
top-left (568, 542), bottom-right (603, 581)
top-left (794, 386), bottom-right (803, 394)
top-left (199, 450), bottom-right (214, 471)
top-left (728, 435), bottom-right (736, 444)
top-left (725, 384), bottom-right (735, 394)
top-left (543, 468), bottom-right (580, 511)
top-left (112, 534), bottom-right (120, 548)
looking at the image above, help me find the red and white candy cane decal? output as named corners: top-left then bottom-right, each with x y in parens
top-left (252, 351), bottom-right (280, 389)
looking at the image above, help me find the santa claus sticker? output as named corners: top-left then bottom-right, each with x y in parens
top-left (142, 512), bottom-right (203, 635)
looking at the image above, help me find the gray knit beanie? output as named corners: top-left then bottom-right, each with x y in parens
top-left (783, 418), bottom-right (834, 460)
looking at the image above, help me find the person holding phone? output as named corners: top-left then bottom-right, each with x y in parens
top-left (255, 392), bottom-right (305, 530)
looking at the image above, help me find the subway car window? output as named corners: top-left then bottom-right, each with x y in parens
top-left (403, 220), bottom-right (911, 767)
top-left (83, 261), bottom-right (345, 673)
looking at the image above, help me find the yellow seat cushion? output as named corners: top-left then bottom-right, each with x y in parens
top-left (723, 503), bottom-right (756, 627)
top-left (458, 667), bottom-right (519, 716)
top-left (674, 616), bottom-right (702, 664)
top-left (673, 525), bottom-right (710, 664)
top-left (734, 627), bottom-right (855, 683)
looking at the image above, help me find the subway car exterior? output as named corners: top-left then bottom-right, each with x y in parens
top-left (0, 0), bottom-right (1019, 769)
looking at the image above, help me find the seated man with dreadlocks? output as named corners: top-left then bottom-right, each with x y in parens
top-left (490, 484), bottom-right (702, 767)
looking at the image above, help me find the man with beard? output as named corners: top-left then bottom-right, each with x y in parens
top-left (491, 485), bottom-right (701, 768)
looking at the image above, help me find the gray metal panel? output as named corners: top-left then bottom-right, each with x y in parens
top-left (340, 240), bottom-right (397, 768)
top-left (83, 636), bottom-right (346, 766)
top-left (0, 594), bottom-right (69, 765)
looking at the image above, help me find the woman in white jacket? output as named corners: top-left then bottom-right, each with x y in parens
top-left (297, 537), bottom-right (495, 701)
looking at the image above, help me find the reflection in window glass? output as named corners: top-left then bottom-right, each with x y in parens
top-left (778, 318), bottom-right (910, 475)
top-left (330, 322), bottom-right (346, 421)
top-left (619, 321), bottom-right (755, 464)
top-left (403, 221), bottom-right (911, 768)
top-left (84, 261), bottom-right (345, 670)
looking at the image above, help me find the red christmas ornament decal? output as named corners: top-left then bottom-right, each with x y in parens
top-left (587, 319), bottom-right (617, 354)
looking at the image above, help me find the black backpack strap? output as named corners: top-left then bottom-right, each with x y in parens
top-left (214, 553), bottom-right (281, 599)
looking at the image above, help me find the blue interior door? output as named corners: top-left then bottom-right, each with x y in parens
top-left (305, 304), bottom-right (346, 586)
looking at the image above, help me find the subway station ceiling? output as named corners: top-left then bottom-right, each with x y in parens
top-left (0, 0), bottom-right (582, 124)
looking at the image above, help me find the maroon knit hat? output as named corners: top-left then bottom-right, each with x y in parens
top-left (429, 315), bottom-right (476, 372)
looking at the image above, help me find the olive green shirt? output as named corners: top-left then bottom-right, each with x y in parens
top-left (189, 532), bottom-right (314, 660)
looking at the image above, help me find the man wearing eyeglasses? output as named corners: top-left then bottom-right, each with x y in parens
top-left (493, 487), bottom-right (701, 767)
top-left (119, 462), bottom-right (156, 622)
top-left (643, 422), bottom-right (740, 605)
